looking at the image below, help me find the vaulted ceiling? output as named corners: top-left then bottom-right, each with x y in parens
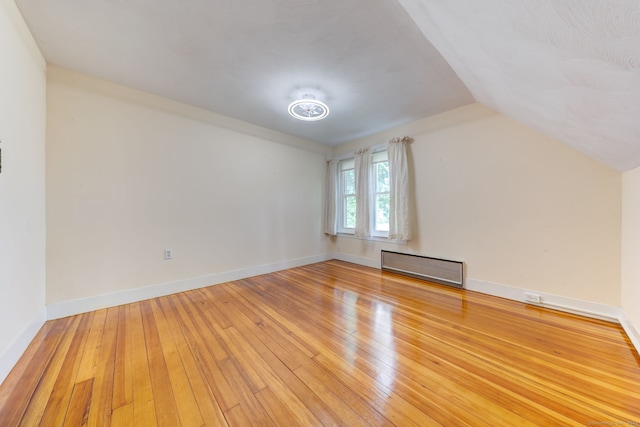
top-left (15, 0), bottom-right (640, 171)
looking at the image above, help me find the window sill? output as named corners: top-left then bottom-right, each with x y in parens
top-left (336, 233), bottom-right (407, 245)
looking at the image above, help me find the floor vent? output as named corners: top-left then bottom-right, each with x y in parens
top-left (381, 250), bottom-right (464, 288)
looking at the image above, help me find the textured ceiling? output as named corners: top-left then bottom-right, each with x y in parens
top-left (14, 0), bottom-right (472, 146)
top-left (14, 0), bottom-right (640, 170)
top-left (398, 0), bottom-right (640, 171)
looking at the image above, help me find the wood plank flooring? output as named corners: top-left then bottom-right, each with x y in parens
top-left (1, 260), bottom-right (639, 426)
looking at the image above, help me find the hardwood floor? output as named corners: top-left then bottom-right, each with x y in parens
top-left (1, 260), bottom-right (639, 426)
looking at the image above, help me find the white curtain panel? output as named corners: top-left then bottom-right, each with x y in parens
top-left (354, 147), bottom-right (372, 238)
top-left (388, 137), bottom-right (411, 240)
top-left (324, 159), bottom-right (338, 236)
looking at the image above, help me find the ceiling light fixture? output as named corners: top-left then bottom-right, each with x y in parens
top-left (288, 94), bottom-right (329, 121)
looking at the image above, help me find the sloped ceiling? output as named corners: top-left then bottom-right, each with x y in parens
top-left (398, 0), bottom-right (640, 171)
top-left (14, 0), bottom-right (640, 171)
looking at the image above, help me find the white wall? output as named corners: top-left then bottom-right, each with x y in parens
top-left (622, 166), bottom-right (640, 347)
top-left (333, 103), bottom-right (621, 307)
top-left (0, 0), bottom-right (47, 382)
top-left (46, 66), bottom-right (331, 308)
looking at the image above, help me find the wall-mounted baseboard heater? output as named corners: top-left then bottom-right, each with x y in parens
top-left (381, 250), bottom-right (464, 288)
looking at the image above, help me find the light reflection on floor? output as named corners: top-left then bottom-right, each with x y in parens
top-left (336, 289), bottom-right (359, 371)
top-left (334, 286), bottom-right (397, 392)
top-left (372, 300), bottom-right (396, 392)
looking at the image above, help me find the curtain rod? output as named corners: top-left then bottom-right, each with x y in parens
top-left (331, 142), bottom-right (388, 161)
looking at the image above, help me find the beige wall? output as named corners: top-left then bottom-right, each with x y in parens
top-left (0, 0), bottom-right (46, 360)
top-left (46, 66), bottom-right (331, 304)
top-left (622, 166), bottom-right (640, 330)
top-left (334, 103), bottom-right (621, 306)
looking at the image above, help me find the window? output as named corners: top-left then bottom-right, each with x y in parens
top-left (343, 167), bottom-right (356, 230)
top-left (339, 159), bottom-right (356, 232)
top-left (373, 156), bottom-right (390, 234)
top-left (338, 150), bottom-right (389, 238)
top-left (325, 137), bottom-right (410, 240)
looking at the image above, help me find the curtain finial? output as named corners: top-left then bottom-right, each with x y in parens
top-left (390, 136), bottom-right (413, 144)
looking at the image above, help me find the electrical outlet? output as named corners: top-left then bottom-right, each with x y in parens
top-left (164, 249), bottom-right (173, 260)
top-left (524, 292), bottom-right (541, 304)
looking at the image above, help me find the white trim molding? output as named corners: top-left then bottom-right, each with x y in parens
top-left (619, 311), bottom-right (640, 356)
top-left (47, 253), bottom-right (333, 320)
top-left (0, 307), bottom-right (47, 385)
top-left (4, 254), bottom-right (639, 388)
top-left (332, 256), bottom-right (624, 324)
top-left (465, 279), bottom-right (621, 322)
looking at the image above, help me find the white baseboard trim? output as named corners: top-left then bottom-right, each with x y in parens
top-left (5, 255), bottom-right (639, 389)
top-left (465, 279), bottom-right (621, 322)
top-left (332, 252), bottom-right (380, 269)
top-left (619, 311), bottom-right (640, 356)
top-left (47, 253), bottom-right (333, 320)
top-left (0, 306), bottom-right (46, 386)
top-left (331, 255), bottom-right (623, 324)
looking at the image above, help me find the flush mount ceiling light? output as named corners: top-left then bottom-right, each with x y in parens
top-left (288, 94), bottom-right (329, 121)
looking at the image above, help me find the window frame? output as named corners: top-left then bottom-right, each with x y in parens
top-left (336, 149), bottom-right (390, 239)
top-left (371, 152), bottom-right (390, 237)
top-left (338, 158), bottom-right (356, 234)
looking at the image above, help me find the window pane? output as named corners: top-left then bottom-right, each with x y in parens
top-left (372, 150), bottom-right (388, 163)
top-left (345, 195), bottom-right (356, 228)
top-left (340, 158), bottom-right (355, 171)
top-left (375, 194), bottom-right (389, 231)
top-left (344, 169), bottom-right (355, 195)
top-left (376, 162), bottom-right (389, 192)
